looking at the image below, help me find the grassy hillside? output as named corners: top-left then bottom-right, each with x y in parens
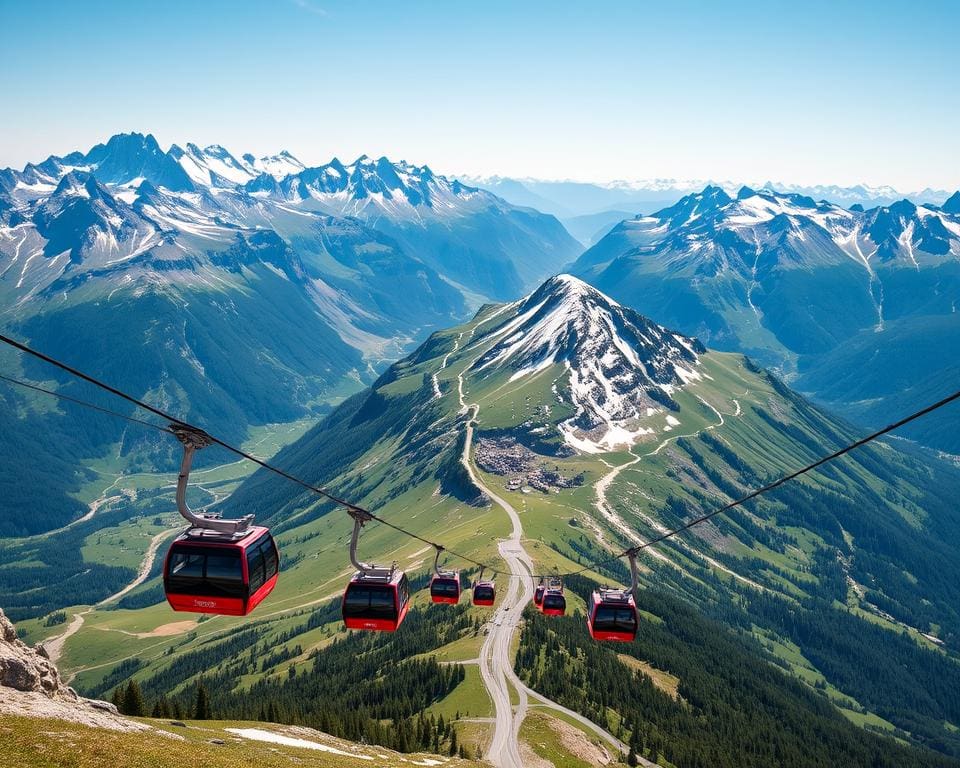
top-left (0, 713), bottom-right (484, 767)
top-left (42, 297), bottom-right (960, 763)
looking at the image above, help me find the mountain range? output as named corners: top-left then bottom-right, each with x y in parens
top-left (0, 133), bottom-right (578, 534)
top-left (1, 133), bottom-right (579, 303)
top-left (463, 174), bottom-right (954, 219)
top-left (570, 185), bottom-right (960, 453)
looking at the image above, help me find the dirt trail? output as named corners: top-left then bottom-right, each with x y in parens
top-left (45, 527), bottom-right (178, 667)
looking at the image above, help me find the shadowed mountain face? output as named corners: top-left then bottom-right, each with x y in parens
top-left (571, 185), bottom-right (960, 453)
top-left (0, 134), bottom-right (578, 533)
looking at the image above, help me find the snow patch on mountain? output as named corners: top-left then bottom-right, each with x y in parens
top-left (245, 151), bottom-right (305, 179)
top-left (472, 274), bottom-right (705, 453)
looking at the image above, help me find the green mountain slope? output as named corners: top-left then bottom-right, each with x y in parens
top-left (43, 275), bottom-right (960, 765)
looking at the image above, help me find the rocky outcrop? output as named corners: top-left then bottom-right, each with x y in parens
top-left (0, 607), bottom-right (150, 733)
top-left (0, 607), bottom-right (77, 702)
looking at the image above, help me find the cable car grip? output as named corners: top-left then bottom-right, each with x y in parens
top-left (627, 548), bottom-right (640, 605)
top-left (171, 424), bottom-right (254, 535)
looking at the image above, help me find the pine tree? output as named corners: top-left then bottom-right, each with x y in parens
top-left (123, 680), bottom-right (145, 717)
top-left (629, 727), bottom-right (641, 764)
top-left (395, 718), bottom-right (410, 753)
top-left (151, 696), bottom-right (171, 719)
top-left (449, 729), bottom-right (458, 757)
top-left (193, 679), bottom-right (212, 720)
top-left (111, 687), bottom-right (123, 710)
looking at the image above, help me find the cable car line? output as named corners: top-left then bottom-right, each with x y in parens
top-left (0, 332), bottom-right (506, 578)
top-left (0, 372), bottom-right (174, 434)
top-left (2, 331), bottom-right (958, 598)
top-left (566, 385), bottom-right (960, 581)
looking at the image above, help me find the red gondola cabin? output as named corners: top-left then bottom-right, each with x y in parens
top-left (586, 588), bottom-right (638, 642)
top-left (541, 589), bottom-right (566, 616)
top-left (430, 571), bottom-right (462, 604)
top-left (163, 527), bottom-right (279, 616)
top-left (472, 580), bottom-right (496, 607)
top-left (533, 584), bottom-right (545, 607)
top-left (342, 568), bottom-right (411, 632)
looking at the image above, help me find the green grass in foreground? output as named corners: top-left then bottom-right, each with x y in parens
top-left (0, 714), bottom-right (481, 767)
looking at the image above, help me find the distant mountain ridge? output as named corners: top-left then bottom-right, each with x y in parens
top-left (460, 173), bottom-right (954, 221)
top-left (1, 133), bottom-right (579, 302)
top-left (571, 184), bottom-right (960, 453)
top-left (0, 132), bottom-right (577, 534)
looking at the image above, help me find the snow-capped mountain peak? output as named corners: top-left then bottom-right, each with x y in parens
top-left (170, 142), bottom-right (256, 187)
top-left (269, 153), bottom-right (489, 217)
top-left (472, 274), bottom-right (705, 453)
top-left (244, 150), bottom-right (305, 179)
top-left (604, 184), bottom-right (960, 275)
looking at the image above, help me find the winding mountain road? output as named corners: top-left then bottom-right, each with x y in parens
top-left (457, 370), bottom-right (628, 767)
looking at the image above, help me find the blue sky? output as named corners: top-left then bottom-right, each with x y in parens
top-left (2, 0), bottom-right (958, 189)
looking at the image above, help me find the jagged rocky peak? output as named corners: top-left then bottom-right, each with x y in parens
top-left (0, 607), bottom-right (76, 702)
top-left (473, 274), bottom-right (705, 453)
top-left (0, 607), bottom-right (155, 731)
top-left (942, 191), bottom-right (960, 215)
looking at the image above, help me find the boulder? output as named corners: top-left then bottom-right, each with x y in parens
top-left (0, 607), bottom-right (77, 701)
top-left (0, 655), bottom-right (40, 692)
top-left (87, 699), bottom-right (120, 715)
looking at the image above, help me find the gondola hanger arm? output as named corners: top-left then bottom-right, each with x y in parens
top-left (171, 424), bottom-right (254, 535)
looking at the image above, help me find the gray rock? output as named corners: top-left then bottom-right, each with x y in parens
top-left (0, 608), bottom-right (17, 643)
top-left (208, 738), bottom-right (226, 745)
top-left (0, 656), bottom-right (40, 692)
top-left (2, 604), bottom-right (74, 701)
top-left (169, 720), bottom-right (187, 727)
top-left (86, 699), bottom-right (120, 715)
top-left (35, 643), bottom-right (50, 660)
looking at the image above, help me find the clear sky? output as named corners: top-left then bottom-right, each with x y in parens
top-left (2, 0), bottom-right (958, 190)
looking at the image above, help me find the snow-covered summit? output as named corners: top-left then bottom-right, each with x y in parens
top-left (245, 150), bottom-right (305, 179)
top-left (264, 154), bottom-right (492, 219)
top-left (473, 274), bottom-right (704, 452)
top-left (588, 185), bottom-right (960, 277)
